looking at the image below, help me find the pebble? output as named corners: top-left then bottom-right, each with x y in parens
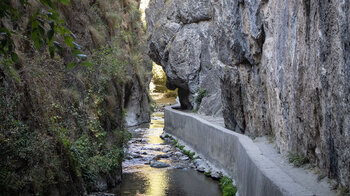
top-left (153, 154), bottom-right (171, 160)
top-left (179, 156), bottom-right (189, 161)
top-left (174, 164), bottom-right (186, 169)
top-left (130, 153), bottom-right (142, 158)
top-left (134, 128), bottom-right (143, 132)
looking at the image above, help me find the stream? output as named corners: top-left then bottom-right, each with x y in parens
top-left (111, 112), bottom-right (221, 196)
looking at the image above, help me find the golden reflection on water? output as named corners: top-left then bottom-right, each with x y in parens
top-left (146, 113), bottom-right (168, 195)
top-left (147, 113), bottom-right (165, 145)
top-left (129, 112), bottom-right (168, 196)
top-left (145, 169), bottom-right (168, 196)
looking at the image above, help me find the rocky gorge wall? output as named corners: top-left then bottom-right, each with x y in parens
top-left (0, 0), bottom-right (151, 195)
top-left (146, 0), bottom-right (350, 188)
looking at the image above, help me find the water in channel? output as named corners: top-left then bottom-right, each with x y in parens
top-left (111, 112), bottom-right (221, 196)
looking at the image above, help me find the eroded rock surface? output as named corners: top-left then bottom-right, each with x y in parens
top-left (146, 0), bottom-right (350, 187)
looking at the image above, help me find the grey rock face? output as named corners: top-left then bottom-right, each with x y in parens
top-left (147, 0), bottom-right (350, 187)
top-left (124, 62), bottom-right (152, 127)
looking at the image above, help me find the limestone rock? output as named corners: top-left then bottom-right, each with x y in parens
top-left (147, 0), bottom-right (350, 187)
top-left (193, 159), bottom-right (208, 172)
top-left (210, 170), bottom-right (222, 179)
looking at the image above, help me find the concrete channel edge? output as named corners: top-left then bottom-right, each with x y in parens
top-left (164, 106), bottom-right (314, 196)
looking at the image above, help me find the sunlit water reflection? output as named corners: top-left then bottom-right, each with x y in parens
top-left (111, 112), bottom-right (221, 196)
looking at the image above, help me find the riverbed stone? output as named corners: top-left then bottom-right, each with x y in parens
top-left (173, 164), bottom-right (186, 169)
top-left (150, 160), bottom-right (170, 168)
top-left (153, 154), bottom-right (171, 160)
top-left (88, 193), bottom-right (115, 196)
top-left (210, 170), bottom-right (222, 179)
top-left (130, 153), bottom-right (143, 158)
top-left (193, 159), bottom-right (208, 172)
top-left (162, 147), bottom-right (171, 153)
top-left (179, 156), bottom-right (190, 161)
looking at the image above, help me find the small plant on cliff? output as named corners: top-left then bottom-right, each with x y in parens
top-left (287, 152), bottom-right (309, 167)
top-left (194, 88), bottom-right (207, 111)
top-left (219, 176), bottom-right (237, 196)
top-left (195, 88), bottom-right (207, 105)
top-left (338, 186), bottom-right (350, 196)
top-left (267, 132), bottom-right (275, 143)
top-left (0, 0), bottom-right (87, 69)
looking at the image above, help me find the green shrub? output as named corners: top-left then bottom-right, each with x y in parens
top-left (183, 150), bottom-right (195, 160)
top-left (179, 145), bottom-right (185, 150)
top-left (204, 171), bottom-right (211, 177)
top-left (338, 186), bottom-right (350, 196)
top-left (194, 88), bottom-right (207, 112)
top-left (220, 176), bottom-right (237, 196)
top-left (195, 88), bottom-right (207, 105)
top-left (287, 152), bottom-right (309, 167)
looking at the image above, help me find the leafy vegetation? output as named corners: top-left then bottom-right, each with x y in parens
top-left (0, 0), bottom-right (87, 70)
top-left (194, 88), bottom-right (207, 111)
top-left (204, 171), bottom-right (211, 177)
top-left (183, 150), bottom-right (196, 160)
top-left (0, 0), bottom-right (151, 195)
top-left (219, 176), bottom-right (237, 196)
top-left (338, 186), bottom-right (350, 196)
top-left (195, 88), bottom-right (207, 104)
top-left (287, 152), bottom-right (309, 167)
top-left (167, 136), bottom-right (196, 160)
top-left (267, 132), bottom-right (275, 143)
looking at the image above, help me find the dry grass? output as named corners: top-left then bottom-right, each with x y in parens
top-left (88, 25), bottom-right (106, 47)
top-left (61, 88), bottom-right (80, 105)
top-left (105, 12), bottom-right (121, 34)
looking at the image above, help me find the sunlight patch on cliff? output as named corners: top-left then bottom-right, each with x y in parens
top-left (139, 0), bottom-right (150, 24)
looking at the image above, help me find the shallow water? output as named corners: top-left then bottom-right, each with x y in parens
top-left (111, 112), bottom-right (221, 196)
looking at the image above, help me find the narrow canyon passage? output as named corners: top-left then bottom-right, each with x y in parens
top-left (1, 0), bottom-right (349, 195)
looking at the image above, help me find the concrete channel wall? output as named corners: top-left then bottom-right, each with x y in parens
top-left (164, 106), bottom-right (313, 196)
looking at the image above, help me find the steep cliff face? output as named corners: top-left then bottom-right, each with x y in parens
top-left (147, 0), bottom-right (350, 187)
top-left (0, 0), bottom-right (151, 195)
